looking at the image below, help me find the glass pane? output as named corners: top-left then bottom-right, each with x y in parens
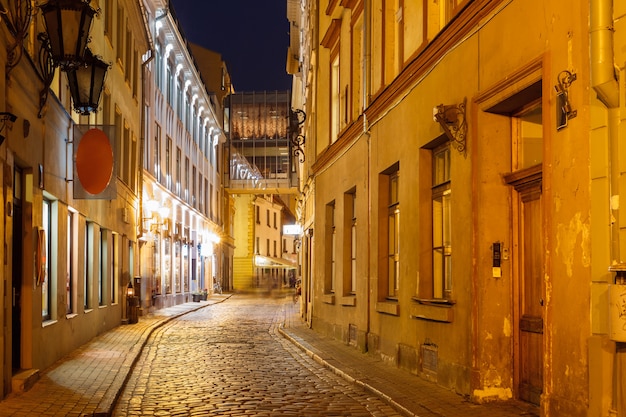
top-left (67, 213), bottom-right (72, 314)
top-left (443, 190), bottom-right (451, 246)
top-left (444, 253), bottom-right (452, 293)
top-left (390, 174), bottom-right (398, 204)
top-left (388, 213), bottom-right (395, 255)
top-left (433, 147), bottom-right (450, 185)
top-left (519, 106), bottom-right (542, 169)
top-left (175, 241), bottom-right (181, 292)
top-left (42, 200), bottom-right (50, 319)
top-left (433, 248), bottom-right (443, 298)
top-left (388, 257), bottom-right (396, 296)
top-left (433, 197), bottom-right (443, 247)
top-left (331, 231), bottom-right (336, 262)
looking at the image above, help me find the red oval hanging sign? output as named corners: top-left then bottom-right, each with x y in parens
top-left (76, 128), bottom-right (114, 195)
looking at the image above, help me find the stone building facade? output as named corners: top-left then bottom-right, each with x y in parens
top-left (289, 0), bottom-right (626, 415)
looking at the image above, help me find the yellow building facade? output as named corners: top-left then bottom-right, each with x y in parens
top-left (0, 0), bottom-right (147, 399)
top-left (290, 0), bottom-right (626, 415)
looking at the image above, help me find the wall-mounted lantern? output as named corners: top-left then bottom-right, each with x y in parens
top-left (433, 97), bottom-right (467, 157)
top-left (66, 49), bottom-right (109, 115)
top-left (555, 70), bottom-right (577, 130)
top-left (38, 0), bottom-right (108, 115)
top-left (39, 0), bottom-right (96, 69)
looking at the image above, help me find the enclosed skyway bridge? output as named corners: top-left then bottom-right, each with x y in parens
top-left (225, 91), bottom-right (302, 195)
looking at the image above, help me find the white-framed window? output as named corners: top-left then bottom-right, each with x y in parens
top-left (176, 147), bottom-right (181, 196)
top-left (326, 201), bottom-right (336, 293)
top-left (99, 228), bottom-right (106, 306)
top-left (85, 221), bottom-right (93, 310)
top-left (432, 144), bottom-right (451, 299)
top-left (42, 198), bottom-right (52, 320)
top-left (166, 137), bottom-right (172, 190)
top-left (166, 60), bottom-right (174, 105)
top-left (154, 123), bottom-right (161, 180)
top-left (67, 210), bottom-right (77, 315)
top-left (331, 52), bottom-right (340, 142)
top-left (345, 190), bottom-right (357, 294)
top-left (387, 171), bottom-right (399, 298)
top-left (111, 232), bottom-right (119, 304)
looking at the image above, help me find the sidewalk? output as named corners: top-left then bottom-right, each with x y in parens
top-left (0, 295), bottom-right (232, 417)
top-left (278, 300), bottom-right (540, 417)
top-left (0, 294), bottom-right (540, 417)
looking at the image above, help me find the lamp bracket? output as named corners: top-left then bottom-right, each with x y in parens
top-left (0, 112), bottom-right (17, 135)
top-left (434, 97), bottom-right (467, 157)
top-left (290, 108), bottom-right (307, 162)
top-left (4, 0), bottom-right (32, 76)
top-left (37, 33), bottom-right (56, 118)
top-left (555, 70), bottom-right (577, 130)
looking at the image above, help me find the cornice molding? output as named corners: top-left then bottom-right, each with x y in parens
top-left (312, 0), bottom-right (508, 173)
top-left (311, 115), bottom-right (365, 174)
top-left (326, 0), bottom-right (340, 16)
top-left (321, 19), bottom-right (342, 48)
top-left (340, 0), bottom-right (360, 10)
top-left (364, 0), bottom-right (501, 124)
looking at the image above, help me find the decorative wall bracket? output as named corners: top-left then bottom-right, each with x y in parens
top-left (434, 97), bottom-right (467, 157)
top-left (290, 108), bottom-right (307, 162)
top-left (555, 70), bottom-right (577, 130)
top-left (37, 33), bottom-right (56, 118)
top-left (0, 112), bottom-right (17, 145)
top-left (3, 0), bottom-right (32, 76)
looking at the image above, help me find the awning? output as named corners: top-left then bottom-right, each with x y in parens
top-left (254, 255), bottom-right (297, 269)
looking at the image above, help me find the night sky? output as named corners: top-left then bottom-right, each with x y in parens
top-left (169, 0), bottom-right (292, 92)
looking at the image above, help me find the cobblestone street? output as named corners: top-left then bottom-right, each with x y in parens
top-left (113, 294), bottom-right (402, 416)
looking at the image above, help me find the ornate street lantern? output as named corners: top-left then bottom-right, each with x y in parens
top-left (66, 49), bottom-right (109, 115)
top-left (39, 0), bottom-right (96, 69)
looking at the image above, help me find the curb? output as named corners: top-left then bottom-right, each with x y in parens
top-left (277, 323), bottom-right (418, 417)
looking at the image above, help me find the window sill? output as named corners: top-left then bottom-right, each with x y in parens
top-left (42, 319), bottom-right (57, 328)
top-left (375, 301), bottom-right (399, 316)
top-left (340, 295), bottom-right (356, 307)
top-left (66, 313), bottom-right (78, 320)
top-left (322, 293), bottom-right (335, 305)
top-left (410, 297), bottom-right (454, 323)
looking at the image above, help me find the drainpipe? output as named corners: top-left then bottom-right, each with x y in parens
top-left (362, 0), bottom-right (372, 347)
top-left (591, 0), bottom-right (620, 262)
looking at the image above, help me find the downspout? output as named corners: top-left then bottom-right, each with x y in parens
top-left (136, 0), bottom-right (155, 315)
top-left (590, 0), bottom-right (620, 262)
top-left (363, 0), bottom-right (372, 346)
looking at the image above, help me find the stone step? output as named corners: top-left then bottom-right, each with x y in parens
top-left (12, 369), bottom-right (40, 393)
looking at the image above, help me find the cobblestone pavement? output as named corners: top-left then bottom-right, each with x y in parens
top-left (113, 294), bottom-right (402, 417)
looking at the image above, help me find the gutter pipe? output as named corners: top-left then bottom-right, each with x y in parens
top-left (591, 0), bottom-right (620, 262)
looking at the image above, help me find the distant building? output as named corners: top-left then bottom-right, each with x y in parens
top-left (226, 91), bottom-right (298, 291)
top-left (189, 42), bottom-right (236, 292)
top-left (233, 194), bottom-right (295, 291)
top-left (140, 0), bottom-right (229, 307)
